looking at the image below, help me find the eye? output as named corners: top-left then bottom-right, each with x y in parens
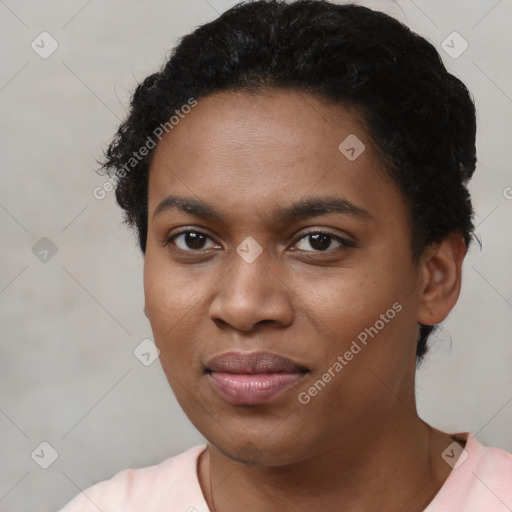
top-left (293, 231), bottom-right (354, 252)
top-left (166, 230), bottom-right (218, 252)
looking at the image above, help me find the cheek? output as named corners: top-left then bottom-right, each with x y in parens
top-left (144, 250), bottom-right (208, 326)
top-left (144, 256), bottom-right (190, 348)
top-left (299, 247), bottom-right (417, 366)
top-left (302, 262), bottom-right (401, 331)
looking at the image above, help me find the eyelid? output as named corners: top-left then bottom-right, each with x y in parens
top-left (290, 228), bottom-right (356, 249)
top-left (163, 227), bottom-right (356, 252)
top-left (163, 227), bottom-right (221, 248)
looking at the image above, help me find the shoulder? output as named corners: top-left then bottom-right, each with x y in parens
top-left (56, 445), bottom-right (207, 512)
top-left (466, 437), bottom-right (512, 510)
top-left (475, 440), bottom-right (512, 490)
top-left (426, 432), bottom-right (512, 511)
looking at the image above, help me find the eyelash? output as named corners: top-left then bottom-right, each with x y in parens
top-left (163, 229), bottom-right (355, 253)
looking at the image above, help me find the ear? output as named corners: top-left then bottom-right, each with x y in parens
top-left (417, 232), bottom-right (467, 326)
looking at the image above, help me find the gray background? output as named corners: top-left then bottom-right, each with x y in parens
top-left (1, 1), bottom-right (511, 511)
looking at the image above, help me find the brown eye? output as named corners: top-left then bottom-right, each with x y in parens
top-left (306, 233), bottom-right (331, 251)
top-left (167, 231), bottom-right (217, 251)
top-left (294, 231), bottom-right (354, 252)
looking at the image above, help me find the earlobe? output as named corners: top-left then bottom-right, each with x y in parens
top-left (417, 233), bottom-right (466, 326)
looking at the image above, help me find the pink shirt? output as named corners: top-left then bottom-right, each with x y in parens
top-left (58, 432), bottom-right (512, 511)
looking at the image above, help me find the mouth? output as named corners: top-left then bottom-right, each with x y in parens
top-left (205, 351), bottom-right (309, 405)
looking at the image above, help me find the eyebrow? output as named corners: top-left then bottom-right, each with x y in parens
top-left (152, 195), bottom-right (372, 223)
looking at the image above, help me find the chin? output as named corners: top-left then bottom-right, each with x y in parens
top-left (221, 441), bottom-right (266, 465)
top-left (210, 431), bottom-right (308, 467)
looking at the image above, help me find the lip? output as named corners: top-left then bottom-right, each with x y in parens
top-left (205, 351), bottom-right (309, 405)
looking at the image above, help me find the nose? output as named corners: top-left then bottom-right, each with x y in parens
top-left (209, 248), bottom-right (294, 333)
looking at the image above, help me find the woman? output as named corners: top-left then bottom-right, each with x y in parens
top-left (58, 1), bottom-right (512, 511)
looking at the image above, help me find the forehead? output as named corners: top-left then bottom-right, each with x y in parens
top-left (147, 88), bottom-right (402, 228)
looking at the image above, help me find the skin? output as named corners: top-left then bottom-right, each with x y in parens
top-left (143, 88), bottom-right (467, 512)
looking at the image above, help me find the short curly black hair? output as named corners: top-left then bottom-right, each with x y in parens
top-left (98, 0), bottom-right (477, 364)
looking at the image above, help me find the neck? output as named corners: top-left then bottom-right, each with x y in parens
top-left (198, 408), bottom-right (456, 512)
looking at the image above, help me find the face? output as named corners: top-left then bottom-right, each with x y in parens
top-left (143, 89), bottom-right (426, 465)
